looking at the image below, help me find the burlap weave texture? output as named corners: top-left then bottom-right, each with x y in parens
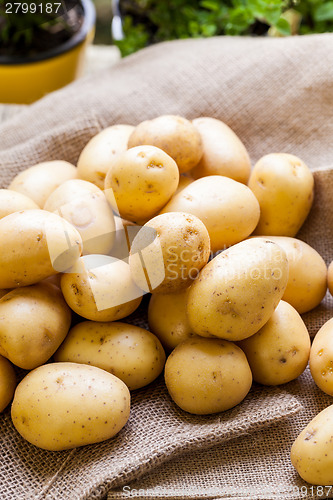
top-left (0, 34), bottom-right (333, 499)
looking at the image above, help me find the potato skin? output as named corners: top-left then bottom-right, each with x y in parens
top-left (0, 355), bottom-right (16, 413)
top-left (291, 405), bottom-right (333, 485)
top-left (0, 282), bottom-right (72, 370)
top-left (128, 115), bottom-right (203, 173)
top-left (11, 362), bottom-right (130, 451)
top-left (0, 209), bottom-right (83, 288)
top-left (61, 255), bottom-right (142, 322)
top-left (54, 321), bottom-right (166, 390)
top-left (238, 300), bottom-right (310, 385)
top-left (191, 117), bottom-right (251, 184)
top-left (164, 337), bottom-right (252, 414)
top-left (160, 175), bottom-right (260, 252)
top-left (248, 153), bottom-right (314, 236)
top-left (8, 160), bottom-right (77, 207)
top-left (148, 289), bottom-right (197, 352)
top-left (44, 179), bottom-right (116, 255)
top-left (129, 212), bottom-right (210, 294)
top-left (77, 125), bottom-right (134, 189)
top-left (187, 238), bottom-right (289, 341)
top-left (310, 318), bottom-right (333, 396)
top-left (253, 236), bottom-right (327, 314)
top-left (104, 145), bottom-right (179, 222)
top-left (0, 189), bottom-right (39, 218)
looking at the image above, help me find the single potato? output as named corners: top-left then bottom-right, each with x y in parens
top-left (128, 115), bottom-right (203, 173)
top-left (238, 300), bottom-right (310, 385)
top-left (0, 355), bottom-right (16, 413)
top-left (129, 212), bottom-right (210, 294)
top-left (11, 362), bottom-right (130, 451)
top-left (310, 318), bottom-right (333, 396)
top-left (248, 153), bottom-right (314, 236)
top-left (253, 236), bottom-right (327, 314)
top-left (44, 179), bottom-right (116, 255)
top-left (104, 145), bottom-right (179, 222)
top-left (160, 175), bottom-right (260, 252)
top-left (187, 238), bottom-right (289, 341)
top-left (328, 260), bottom-right (333, 296)
top-left (61, 255), bottom-right (142, 321)
top-left (0, 189), bottom-right (39, 218)
top-left (77, 124), bottom-right (134, 188)
top-left (8, 160), bottom-right (77, 207)
top-left (0, 282), bottom-right (72, 370)
top-left (291, 405), bottom-right (333, 484)
top-left (164, 337), bottom-right (252, 414)
top-left (0, 209), bottom-right (82, 288)
top-left (54, 321), bottom-right (166, 390)
top-left (148, 289), bottom-right (197, 351)
top-left (191, 117), bottom-right (251, 184)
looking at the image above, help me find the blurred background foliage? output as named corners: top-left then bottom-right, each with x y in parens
top-left (94, 0), bottom-right (333, 56)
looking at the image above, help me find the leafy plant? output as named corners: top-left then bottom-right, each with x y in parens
top-left (0, 0), bottom-right (81, 58)
top-left (115, 0), bottom-right (333, 57)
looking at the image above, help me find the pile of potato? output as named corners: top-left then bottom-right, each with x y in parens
top-left (0, 115), bottom-right (333, 484)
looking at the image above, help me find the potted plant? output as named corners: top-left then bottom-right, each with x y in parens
top-left (0, 0), bottom-right (96, 104)
top-left (112, 0), bottom-right (333, 57)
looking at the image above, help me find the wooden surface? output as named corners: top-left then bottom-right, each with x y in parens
top-left (0, 45), bottom-right (121, 124)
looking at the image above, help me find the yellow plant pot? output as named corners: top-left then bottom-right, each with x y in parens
top-left (0, 0), bottom-right (95, 104)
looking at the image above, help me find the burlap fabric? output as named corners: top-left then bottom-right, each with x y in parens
top-left (0, 34), bottom-right (333, 499)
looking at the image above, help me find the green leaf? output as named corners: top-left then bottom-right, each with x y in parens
top-left (314, 2), bottom-right (333, 22)
top-left (274, 17), bottom-right (291, 35)
top-left (200, 0), bottom-right (219, 12)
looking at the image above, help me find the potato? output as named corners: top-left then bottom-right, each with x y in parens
top-left (309, 318), bottom-right (333, 396)
top-left (253, 236), bottom-right (327, 314)
top-left (0, 189), bottom-right (39, 218)
top-left (175, 174), bottom-right (194, 194)
top-left (0, 209), bottom-right (82, 288)
top-left (104, 145), bottom-right (179, 222)
top-left (328, 261), bottom-right (333, 296)
top-left (77, 125), bottom-right (134, 189)
top-left (44, 179), bottom-right (116, 255)
top-left (11, 362), bottom-right (130, 451)
top-left (148, 289), bottom-right (197, 351)
top-left (128, 115), bottom-right (203, 173)
top-left (248, 153), bottom-right (314, 236)
top-left (129, 212), bottom-right (210, 294)
top-left (238, 300), bottom-right (310, 385)
top-left (187, 238), bottom-right (289, 341)
top-left (164, 337), bottom-right (252, 414)
top-left (160, 175), bottom-right (260, 252)
top-left (54, 321), bottom-right (166, 390)
top-left (8, 160), bottom-right (77, 207)
top-left (0, 355), bottom-right (16, 413)
top-left (61, 255), bottom-right (142, 321)
top-left (291, 405), bottom-right (333, 484)
top-left (110, 216), bottom-right (139, 262)
top-left (0, 282), bottom-right (71, 370)
top-left (191, 117), bottom-right (251, 184)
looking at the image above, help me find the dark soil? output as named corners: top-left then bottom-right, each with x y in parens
top-left (0, 0), bottom-right (84, 59)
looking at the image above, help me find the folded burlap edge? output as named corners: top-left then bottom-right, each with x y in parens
top-left (82, 391), bottom-right (302, 500)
